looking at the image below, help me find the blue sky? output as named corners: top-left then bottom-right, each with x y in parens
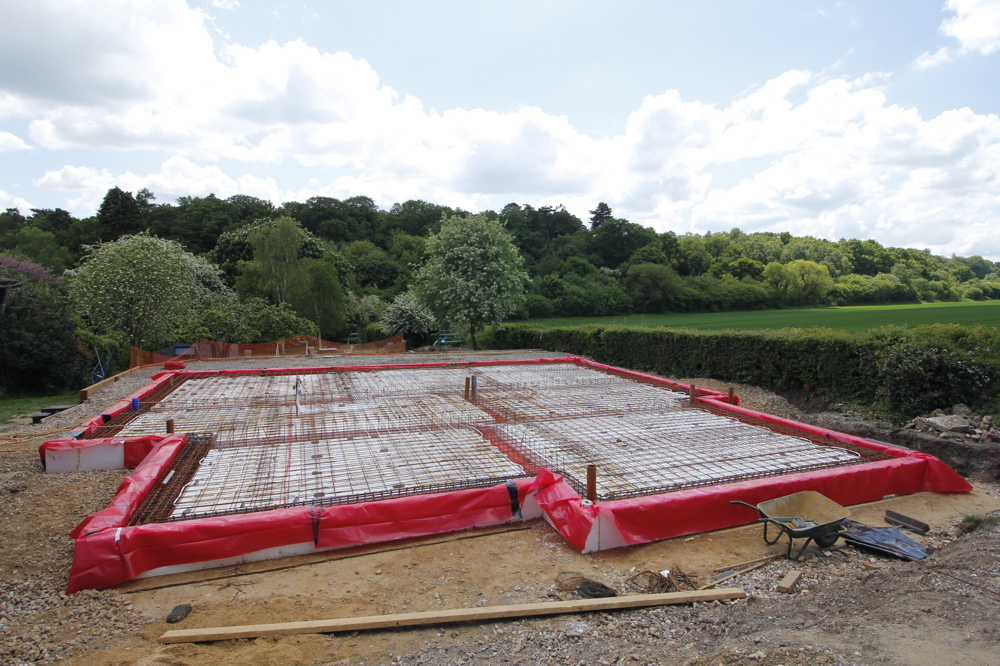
top-left (1, 0), bottom-right (998, 258)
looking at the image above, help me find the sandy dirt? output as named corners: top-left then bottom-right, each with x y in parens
top-left (1, 351), bottom-right (999, 665)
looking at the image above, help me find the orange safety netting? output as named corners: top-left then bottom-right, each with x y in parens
top-left (129, 333), bottom-right (405, 369)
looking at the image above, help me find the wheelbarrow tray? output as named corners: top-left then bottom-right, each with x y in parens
top-left (732, 491), bottom-right (850, 560)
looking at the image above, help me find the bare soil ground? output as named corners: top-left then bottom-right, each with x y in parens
top-left (1, 351), bottom-right (998, 666)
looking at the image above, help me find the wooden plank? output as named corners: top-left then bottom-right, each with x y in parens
top-left (777, 570), bottom-right (802, 593)
top-left (78, 372), bottom-right (126, 402)
top-left (160, 588), bottom-right (746, 644)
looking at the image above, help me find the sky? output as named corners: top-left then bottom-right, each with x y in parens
top-left (1, 0), bottom-right (999, 259)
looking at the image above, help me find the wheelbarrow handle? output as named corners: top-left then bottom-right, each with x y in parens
top-left (729, 500), bottom-right (762, 514)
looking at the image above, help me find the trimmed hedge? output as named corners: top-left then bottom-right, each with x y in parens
top-left (483, 323), bottom-right (1000, 418)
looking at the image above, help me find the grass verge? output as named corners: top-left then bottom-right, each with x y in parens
top-left (0, 392), bottom-right (79, 425)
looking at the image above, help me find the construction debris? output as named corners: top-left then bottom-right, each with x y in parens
top-left (165, 604), bottom-right (192, 624)
top-left (841, 520), bottom-right (935, 560)
top-left (556, 571), bottom-right (618, 598)
top-left (885, 509), bottom-right (931, 534)
top-left (777, 570), bottom-right (803, 593)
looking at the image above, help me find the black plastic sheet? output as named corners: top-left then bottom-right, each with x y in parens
top-left (841, 519), bottom-right (935, 560)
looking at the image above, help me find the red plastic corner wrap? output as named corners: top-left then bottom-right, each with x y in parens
top-left (65, 465), bottom-right (560, 594)
top-left (39, 435), bottom-right (169, 469)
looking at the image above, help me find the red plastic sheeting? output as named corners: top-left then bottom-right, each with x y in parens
top-left (570, 357), bottom-right (740, 406)
top-left (536, 453), bottom-right (970, 552)
top-left (39, 435), bottom-right (171, 469)
top-left (56, 356), bottom-right (973, 592)
top-left (65, 469), bottom-right (557, 594)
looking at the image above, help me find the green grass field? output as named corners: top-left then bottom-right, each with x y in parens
top-left (0, 391), bottom-right (79, 425)
top-left (519, 301), bottom-right (1000, 332)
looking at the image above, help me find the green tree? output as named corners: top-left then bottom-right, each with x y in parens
top-left (780, 237), bottom-right (853, 277)
top-left (415, 214), bottom-right (528, 349)
top-left (378, 199), bottom-right (455, 241)
top-left (589, 202), bottom-right (613, 229)
top-left (9, 226), bottom-right (73, 271)
top-left (213, 217), bottom-right (324, 286)
top-left (178, 296), bottom-right (316, 344)
top-left (840, 239), bottom-right (893, 276)
top-left (235, 217), bottom-right (348, 338)
top-left (96, 187), bottom-right (146, 241)
top-left (381, 289), bottom-right (436, 347)
top-left (765, 259), bottom-right (833, 305)
top-left (0, 255), bottom-right (85, 396)
top-left (287, 256), bottom-right (346, 341)
top-left (626, 263), bottom-right (683, 313)
top-left (236, 217), bottom-right (307, 304)
top-left (148, 194), bottom-right (242, 255)
top-left (68, 234), bottom-right (222, 350)
top-left (344, 291), bottom-right (383, 339)
top-left (589, 218), bottom-right (658, 268)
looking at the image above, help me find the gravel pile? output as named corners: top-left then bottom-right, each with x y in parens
top-left (0, 462), bottom-right (150, 665)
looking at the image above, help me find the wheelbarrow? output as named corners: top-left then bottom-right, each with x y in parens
top-left (730, 491), bottom-right (850, 560)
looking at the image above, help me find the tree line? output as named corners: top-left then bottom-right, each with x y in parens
top-left (1, 186), bottom-right (998, 396)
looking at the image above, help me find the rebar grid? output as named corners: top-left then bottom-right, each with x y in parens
top-left (473, 383), bottom-right (688, 423)
top-left (495, 409), bottom-right (889, 500)
top-left (118, 361), bottom-right (893, 523)
top-left (127, 433), bottom-right (216, 526)
top-left (132, 425), bottom-right (526, 524)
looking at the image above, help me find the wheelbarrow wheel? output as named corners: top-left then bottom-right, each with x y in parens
top-left (814, 532), bottom-right (840, 548)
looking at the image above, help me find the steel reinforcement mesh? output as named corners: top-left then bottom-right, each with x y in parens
top-left (114, 361), bottom-right (891, 524)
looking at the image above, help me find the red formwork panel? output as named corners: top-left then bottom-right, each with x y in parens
top-left (45, 357), bottom-right (972, 593)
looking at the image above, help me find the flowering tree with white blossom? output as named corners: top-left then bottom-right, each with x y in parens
top-left (415, 214), bottom-right (527, 350)
top-left (68, 234), bottom-right (230, 350)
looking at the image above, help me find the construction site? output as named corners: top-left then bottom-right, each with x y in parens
top-left (2, 349), bottom-right (999, 665)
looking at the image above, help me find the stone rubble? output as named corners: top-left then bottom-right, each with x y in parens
top-left (903, 403), bottom-right (1000, 443)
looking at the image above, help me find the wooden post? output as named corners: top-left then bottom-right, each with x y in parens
top-left (166, 419), bottom-right (175, 434)
top-left (728, 387), bottom-right (735, 404)
top-left (464, 377), bottom-right (471, 401)
top-left (688, 384), bottom-right (696, 401)
top-left (586, 464), bottom-right (597, 502)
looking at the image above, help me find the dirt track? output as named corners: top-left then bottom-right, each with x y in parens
top-left (1, 350), bottom-right (998, 665)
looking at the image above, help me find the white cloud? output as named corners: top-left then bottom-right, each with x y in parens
top-left (689, 78), bottom-right (1000, 256)
top-left (6, 1), bottom-right (1000, 258)
top-left (941, 0), bottom-right (1000, 55)
top-left (0, 189), bottom-right (37, 215)
top-left (0, 131), bottom-right (30, 152)
top-left (913, 47), bottom-right (955, 69)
